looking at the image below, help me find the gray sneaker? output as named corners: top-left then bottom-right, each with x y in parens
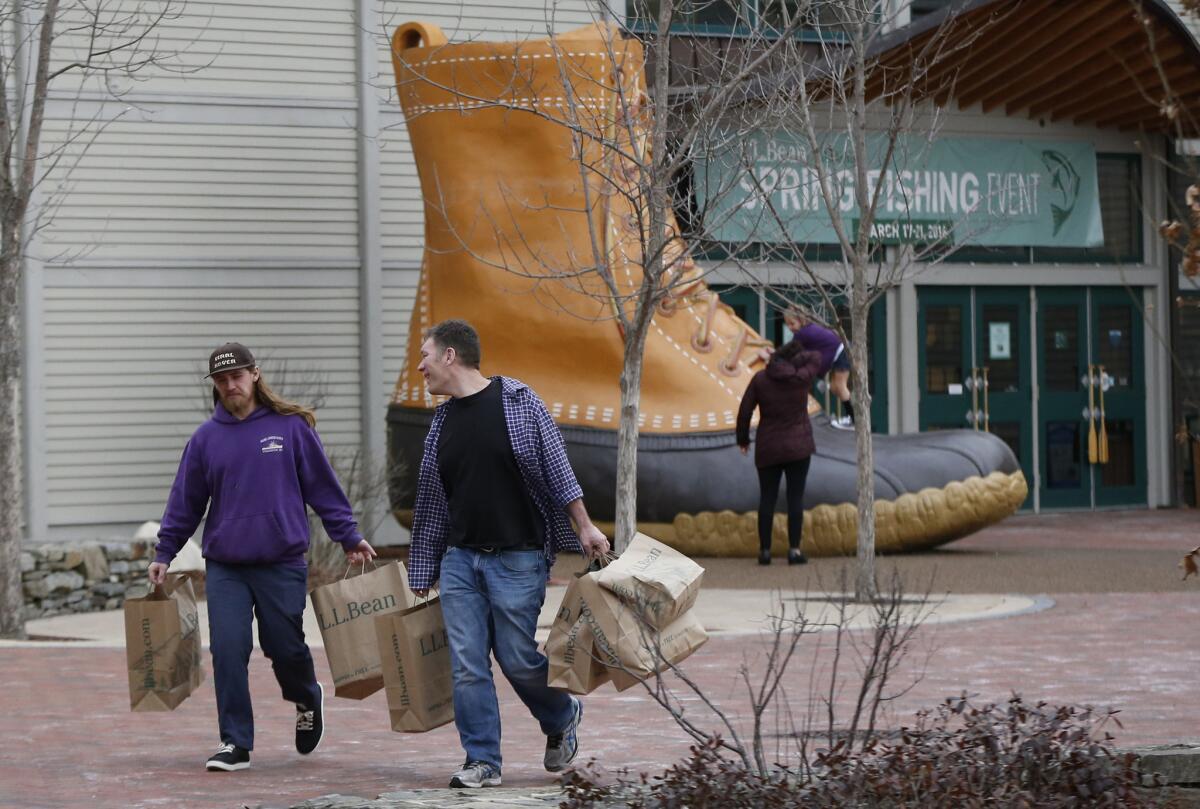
top-left (544, 696), bottom-right (582, 772)
top-left (449, 761), bottom-right (502, 788)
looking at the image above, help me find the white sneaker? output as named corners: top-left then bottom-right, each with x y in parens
top-left (449, 761), bottom-right (502, 788)
top-left (831, 415), bottom-right (855, 430)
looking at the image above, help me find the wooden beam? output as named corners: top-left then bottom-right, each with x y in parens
top-left (1092, 93), bottom-right (1184, 129)
top-left (954, 0), bottom-right (1117, 109)
top-left (1006, 29), bottom-right (1155, 115)
top-left (933, 0), bottom-right (1071, 107)
top-left (1057, 56), bottom-right (1196, 123)
top-left (1034, 40), bottom-right (1186, 119)
top-left (925, 0), bottom-right (1058, 106)
top-left (987, 15), bottom-right (1142, 114)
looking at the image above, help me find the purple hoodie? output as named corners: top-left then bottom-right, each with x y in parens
top-left (155, 403), bottom-right (362, 566)
top-left (791, 324), bottom-right (843, 376)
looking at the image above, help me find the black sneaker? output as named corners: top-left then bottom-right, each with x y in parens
top-left (206, 742), bottom-right (250, 772)
top-left (788, 549), bottom-right (808, 565)
top-left (544, 696), bottom-right (582, 772)
top-left (449, 760), bottom-right (502, 788)
top-left (296, 682), bottom-right (324, 755)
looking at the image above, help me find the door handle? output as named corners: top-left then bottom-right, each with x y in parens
top-left (1097, 363), bottom-right (1109, 464)
top-left (1086, 364), bottom-right (1098, 464)
top-left (981, 366), bottom-right (990, 433)
top-left (968, 367), bottom-right (980, 431)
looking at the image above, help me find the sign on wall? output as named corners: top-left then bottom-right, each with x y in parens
top-left (695, 134), bottom-right (1105, 248)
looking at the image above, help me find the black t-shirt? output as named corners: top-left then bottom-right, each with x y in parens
top-left (437, 379), bottom-right (544, 550)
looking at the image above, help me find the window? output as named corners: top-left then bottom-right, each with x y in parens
top-left (626, 0), bottom-right (852, 36)
top-left (910, 0), bottom-right (954, 18)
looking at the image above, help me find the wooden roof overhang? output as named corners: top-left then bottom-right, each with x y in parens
top-left (865, 0), bottom-right (1200, 135)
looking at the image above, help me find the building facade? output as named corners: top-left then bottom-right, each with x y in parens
top-left (17, 0), bottom-right (1199, 543)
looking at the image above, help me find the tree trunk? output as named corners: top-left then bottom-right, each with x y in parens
top-left (850, 264), bottom-right (876, 603)
top-left (614, 316), bottom-right (651, 554)
top-left (0, 251), bottom-right (26, 638)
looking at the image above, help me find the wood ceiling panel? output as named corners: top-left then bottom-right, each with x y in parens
top-left (865, 0), bottom-right (1200, 134)
top-left (1033, 41), bottom-right (1186, 119)
top-left (1057, 56), bottom-right (1195, 123)
top-left (971, 3), bottom-right (1130, 110)
top-left (911, 0), bottom-right (1050, 102)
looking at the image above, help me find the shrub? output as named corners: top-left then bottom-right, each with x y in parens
top-left (560, 695), bottom-right (1167, 809)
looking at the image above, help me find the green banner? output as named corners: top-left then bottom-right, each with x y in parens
top-left (696, 134), bottom-right (1104, 248)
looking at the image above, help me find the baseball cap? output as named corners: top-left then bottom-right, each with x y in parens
top-left (205, 343), bottom-right (256, 378)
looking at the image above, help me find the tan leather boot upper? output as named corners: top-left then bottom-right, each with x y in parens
top-left (390, 21), bottom-right (780, 433)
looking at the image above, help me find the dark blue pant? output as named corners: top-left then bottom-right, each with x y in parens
top-left (205, 561), bottom-right (320, 750)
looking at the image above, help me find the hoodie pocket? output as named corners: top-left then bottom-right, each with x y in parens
top-left (206, 511), bottom-right (304, 564)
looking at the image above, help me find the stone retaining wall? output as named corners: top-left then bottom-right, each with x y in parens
top-left (21, 541), bottom-right (155, 620)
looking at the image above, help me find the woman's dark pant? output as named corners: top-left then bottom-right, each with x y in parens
top-left (206, 560), bottom-right (321, 750)
top-left (756, 457), bottom-right (812, 552)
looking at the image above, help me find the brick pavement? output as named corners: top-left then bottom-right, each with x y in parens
top-left (3, 510), bottom-right (1200, 809)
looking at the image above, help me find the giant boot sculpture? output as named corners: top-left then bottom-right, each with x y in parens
top-left (386, 21), bottom-right (1028, 557)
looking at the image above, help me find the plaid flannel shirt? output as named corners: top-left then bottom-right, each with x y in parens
top-left (408, 376), bottom-right (585, 590)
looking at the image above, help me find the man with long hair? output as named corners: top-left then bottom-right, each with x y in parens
top-left (149, 342), bottom-right (375, 772)
top-left (409, 319), bottom-right (609, 789)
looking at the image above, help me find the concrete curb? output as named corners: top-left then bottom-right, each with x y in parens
top-left (0, 590), bottom-right (1054, 649)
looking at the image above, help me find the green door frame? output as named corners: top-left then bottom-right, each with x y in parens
top-left (1035, 287), bottom-right (1147, 509)
top-left (917, 286), bottom-right (1033, 509)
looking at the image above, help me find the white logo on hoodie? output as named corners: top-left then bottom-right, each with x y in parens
top-left (260, 435), bottom-right (284, 454)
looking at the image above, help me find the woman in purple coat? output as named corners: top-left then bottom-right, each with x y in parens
top-left (736, 340), bottom-right (822, 565)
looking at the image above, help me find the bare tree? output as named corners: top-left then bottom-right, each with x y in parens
top-left (0, 0), bottom-right (197, 638)
top-left (687, 2), bottom-right (998, 600)
top-left (590, 567), bottom-right (938, 782)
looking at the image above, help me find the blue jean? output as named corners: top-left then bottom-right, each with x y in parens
top-left (205, 561), bottom-right (321, 750)
top-left (439, 546), bottom-right (575, 768)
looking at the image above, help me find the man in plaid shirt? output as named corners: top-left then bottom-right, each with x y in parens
top-left (409, 319), bottom-right (609, 789)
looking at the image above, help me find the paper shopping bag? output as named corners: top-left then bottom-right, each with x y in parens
top-left (124, 574), bottom-right (204, 711)
top-left (575, 572), bottom-right (708, 682)
top-left (546, 572), bottom-right (613, 694)
top-left (311, 561), bottom-right (415, 699)
top-left (595, 533), bottom-right (705, 629)
top-left (374, 597), bottom-right (455, 732)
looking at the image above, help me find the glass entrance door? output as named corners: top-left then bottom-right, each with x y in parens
top-left (1035, 287), bottom-right (1146, 508)
top-left (1037, 288), bottom-right (1090, 508)
top-left (918, 287), bottom-right (1032, 508)
top-left (1089, 288), bottom-right (1146, 506)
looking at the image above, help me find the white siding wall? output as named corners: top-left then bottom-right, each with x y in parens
top-left (42, 274), bottom-right (362, 526)
top-left (51, 0), bottom-right (358, 100)
top-left (38, 120), bottom-right (360, 262)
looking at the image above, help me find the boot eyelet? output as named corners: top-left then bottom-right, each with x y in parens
top-left (657, 298), bottom-right (677, 317)
top-left (719, 360), bottom-right (741, 376)
top-left (691, 333), bottom-right (713, 353)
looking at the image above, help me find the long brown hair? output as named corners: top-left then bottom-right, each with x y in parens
top-left (255, 374), bottom-right (317, 427)
top-left (211, 369), bottom-right (317, 427)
